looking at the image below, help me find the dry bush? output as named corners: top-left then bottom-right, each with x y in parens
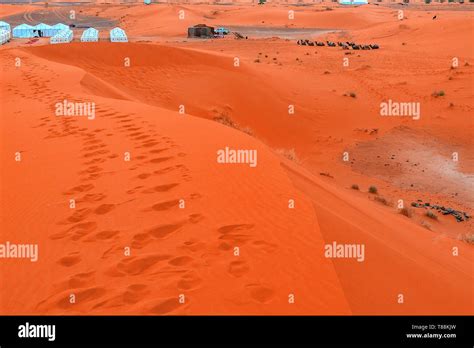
top-left (275, 148), bottom-right (299, 162)
top-left (425, 210), bottom-right (438, 220)
top-left (374, 196), bottom-right (390, 206)
top-left (399, 207), bottom-right (412, 218)
top-left (460, 233), bottom-right (474, 244)
top-left (213, 113), bottom-right (254, 136)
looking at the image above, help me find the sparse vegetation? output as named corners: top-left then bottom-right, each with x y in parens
top-left (368, 185), bottom-right (378, 194)
top-left (399, 207), bottom-right (412, 218)
top-left (275, 148), bottom-right (299, 162)
top-left (254, 58), bottom-right (261, 63)
top-left (420, 220), bottom-right (432, 230)
top-left (460, 233), bottom-right (474, 244)
top-left (320, 172), bottom-right (333, 178)
top-left (432, 90), bottom-right (445, 97)
top-left (374, 196), bottom-right (390, 206)
top-left (351, 184), bottom-right (359, 190)
top-left (425, 210), bottom-right (438, 220)
top-left (213, 113), bottom-right (254, 136)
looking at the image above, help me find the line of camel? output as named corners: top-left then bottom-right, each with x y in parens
top-left (297, 40), bottom-right (379, 50)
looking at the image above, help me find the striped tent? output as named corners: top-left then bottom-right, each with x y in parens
top-left (52, 23), bottom-right (69, 36)
top-left (0, 29), bottom-right (11, 45)
top-left (81, 27), bottom-right (99, 42)
top-left (34, 23), bottom-right (53, 37)
top-left (50, 29), bottom-right (73, 44)
top-left (12, 23), bottom-right (35, 38)
top-left (110, 27), bottom-right (128, 42)
top-left (0, 21), bottom-right (11, 32)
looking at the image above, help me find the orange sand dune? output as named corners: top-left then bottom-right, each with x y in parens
top-left (1, 4), bottom-right (473, 315)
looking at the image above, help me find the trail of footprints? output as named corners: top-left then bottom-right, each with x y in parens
top-left (11, 53), bottom-right (281, 313)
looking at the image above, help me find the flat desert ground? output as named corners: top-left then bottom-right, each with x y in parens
top-left (0, 1), bottom-right (473, 315)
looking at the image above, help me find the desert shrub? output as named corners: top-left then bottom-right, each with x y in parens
top-left (399, 207), bottom-right (412, 218)
top-left (351, 184), bottom-right (359, 190)
top-left (374, 196), bottom-right (390, 206)
top-left (349, 92), bottom-right (357, 98)
top-left (432, 90), bottom-right (445, 97)
top-left (460, 233), bottom-right (474, 244)
top-left (425, 210), bottom-right (438, 220)
top-left (368, 185), bottom-right (378, 194)
top-left (420, 220), bottom-right (432, 230)
top-left (275, 148), bottom-right (299, 162)
top-left (213, 114), bottom-right (254, 136)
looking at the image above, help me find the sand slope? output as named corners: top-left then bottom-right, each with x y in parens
top-left (1, 4), bottom-right (473, 315)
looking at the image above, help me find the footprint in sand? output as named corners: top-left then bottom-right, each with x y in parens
top-left (217, 224), bottom-right (255, 244)
top-left (78, 193), bottom-right (107, 203)
top-left (123, 284), bottom-right (149, 304)
top-left (111, 254), bottom-right (171, 276)
top-left (57, 287), bottom-right (107, 309)
top-left (62, 208), bottom-right (92, 224)
top-left (148, 156), bottom-right (173, 164)
top-left (252, 240), bottom-right (278, 253)
top-left (228, 260), bottom-right (250, 278)
top-left (89, 230), bottom-right (120, 241)
top-left (63, 271), bottom-right (95, 288)
top-left (147, 222), bottom-right (184, 239)
top-left (148, 298), bottom-right (182, 314)
top-left (177, 271), bottom-right (202, 291)
top-left (57, 252), bottom-right (82, 267)
top-left (151, 199), bottom-right (180, 211)
top-left (245, 284), bottom-right (275, 304)
top-left (50, 221), bottom-right (98, 240)
top-left (188, 213), bottom-right (204, 224)
top-left (94, 204), bottom-right (115, 215)
top-left (141, 183), bottom-right (179, 194)
top-left (63, 184), bottom-right (94, 195)
top-left (168, 256), bottom-right (193, 267)
top-left (131, 232), bottom-right (152, 249)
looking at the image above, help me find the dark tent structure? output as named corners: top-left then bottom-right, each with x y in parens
top-left (188, 24), bottom-right (214, 38)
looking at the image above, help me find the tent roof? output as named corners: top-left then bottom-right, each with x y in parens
top-left (0, 21), bottom-right (10, 26)
top-left (84, 27), bottom-right (98, 33)
top-left (35, 23), bottom-right (52, 29)
top-left (53, 23), bottom-right (69, 29)
top-left (14, 23), bottom-right (34, 29)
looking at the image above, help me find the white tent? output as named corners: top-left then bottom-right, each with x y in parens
top-left (110, 27), bottom-right (128, 42)
top-left (52, 23), bottom-right (69, 36)
top-left (0, 29), bottom-right (11, 45)
top-left (12, 23), bottom-right (35, 38)
top-left (34, 23), bottom-right (53, 37)
top-left (81, 27), bottom-right (99, 42)
top-left (50, 29), bottom-right (73, 44)
top-left (0, 21), bottom-right (11, 32)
